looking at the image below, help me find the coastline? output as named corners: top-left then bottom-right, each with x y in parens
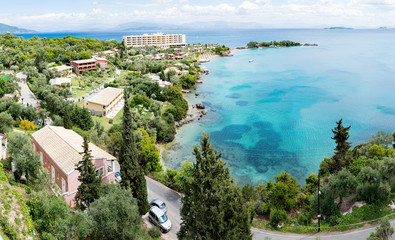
top-left (158, 50), bottom-right (236, 169)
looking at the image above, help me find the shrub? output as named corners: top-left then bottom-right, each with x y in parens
top-left (14, 217), bottom-right (21, 225)
top-left (109, 119), bottom-right (113, 124)
top-left (20, 118), bottom-right (35, 130)
top-left (148, 226), bottom-right (161, 238)
top-left (14, 119), bottom-right (21, 127)
top-left (9, 181), bottom-right (31, 194)
top-left (297, 212), bottom-right (312, 226)
top-left (269, 208), bottom-right (287, 227)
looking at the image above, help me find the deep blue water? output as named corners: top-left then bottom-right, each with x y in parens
top-left (18, 29), bottom-right (395, 185)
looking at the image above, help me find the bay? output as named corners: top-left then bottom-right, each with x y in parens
top-left (162, 29), bottom-right (395, 185)
top-left (17, 29), bottom-right (395, 185)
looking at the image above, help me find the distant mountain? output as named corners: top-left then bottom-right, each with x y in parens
top-left (324, 27), bottom-right (353, 30)
top-left (0, 23), bottom-right (36, 34)
top-left (117, 22), bottom-right (182, 31)
top-left (116, 21), bottom-right (265, 32)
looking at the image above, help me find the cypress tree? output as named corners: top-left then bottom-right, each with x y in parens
top-left (178, 132), bottom-right (252, 240)
top-left (331, 118), bottom-right (351, 172)
top-left (75, 136), bottom-right (101, 211)
top-left (64, 105), bottom-right (73, 129)
top-left (119, 91), bottom-right (149, 215)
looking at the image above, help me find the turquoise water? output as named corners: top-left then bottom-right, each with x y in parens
top-left (163, 30), bottom-right (395, 186)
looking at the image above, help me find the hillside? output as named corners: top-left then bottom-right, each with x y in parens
top-left (0, 163), bottom-right (34, 240)
top-left (0, 23), bottom-right (36, 34)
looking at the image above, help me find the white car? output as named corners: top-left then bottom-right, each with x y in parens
top-left (148, 206), bottom-right (172, 233)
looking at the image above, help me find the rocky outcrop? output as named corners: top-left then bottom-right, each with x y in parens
top-left (196, 103), bottom-right (205, 109)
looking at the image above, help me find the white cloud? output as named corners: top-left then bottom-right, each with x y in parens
top-left (158, 0), bottom-right (173, 3)
top-left (4, 0), bottom-right (395, 31)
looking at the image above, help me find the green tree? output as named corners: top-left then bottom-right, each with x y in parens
top-left (63, 106), bottom-right (73, 129)
top-left (175, 160), bottom-right (194, 193)
top-left (356, 167), bottom-right (388, 203)
top-left (74, 136), bottom-right (101, 211)
top-left (28, 191), bottom-right (92, 240)
top-left (303, 173), bottom-right (318, 194)
top-left (119, 91), bottom-right (148, 215)
top-left (78, 107), bottom-right (94, 130)
top-left (8, 133), bottom-right (41, 182)
top-left (37, 108), bottom-right (48, 127)
top-left (247, 41), bottom-right (259, 48)
top-left (328, 168), bottom-right (357, 207)
top-left (367, 217), bottom-right (394, 240)
top-left (267, 172), bottom-right (301, 211)
top-left (370, 131), bottom-right (394, 148)
top-left (88, 183), bottom-right (148, 240)
top-left (378, 157), bottom-right (395, 182)
top-left (310, 184), bottom-right (340, 221)
top-left (0, 112), bottom-right (14, 133)
top-left (331, 118), bottom-right (351, 172)
top-left (269, 208), bottom-right (287, 227)
top-left (178, 133), bottom-right (252, 240)
top-left (79, 52), bottom-right (91, 60)
top-left (137, 128), bottom-right (162, 173)
top-left (368, 144), bottom-right (394, 159)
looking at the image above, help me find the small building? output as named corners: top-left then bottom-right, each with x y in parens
top-left (101, 50), bottom-right (115, 56)
top-left (0, 134), bottom-right (8, 160)
top-left (85, 87), bottom-right (123, 117)
top-left (49, 77), bottom-right (71, 88)
top-left (0, 70), bottom-right (14, 75)
top-left (166, 54), bottom-right (175, 60)
top-left (51, 65), bottom-right (73, 77)
top-left (94, 57), bottom-right (108, 68)
top-left (175, 52), bottom-right (185, 60)
top-left (70, 59), bottom-right (97, 75)
top-left (32, 126), bottom-right (117, 205)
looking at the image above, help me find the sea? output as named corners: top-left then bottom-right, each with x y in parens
top-left (17, 29), bottom-right (395, 186)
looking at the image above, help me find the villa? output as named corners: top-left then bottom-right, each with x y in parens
top-left (95, 57), bottom-right (108, 68)
top-left (51, 65), bottom-right (73, 77)
top-left (32, 126), bottom-right (117, 205)
top-left (49, 77), bottom-right (71, 88)
top-left (84, 87), bottom-right (124, 117)
top-left (70, 59), bottom-right (97, 75)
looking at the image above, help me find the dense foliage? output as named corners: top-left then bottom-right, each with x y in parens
top-left (74, 136), bottom-right (101, 211)
top-left (0, 33), bottom-right (118, 70)
top-left (178, 133), bottom-right (252, 240)
top-left (119, 92), bottom-right (149, 215)
top-left (88, 183), bottom-right (149, 240)
top-left (247, 40), bottom-right (301, 48)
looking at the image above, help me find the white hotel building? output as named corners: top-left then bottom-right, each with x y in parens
top-left (122, 33), bottom-right (186, 48)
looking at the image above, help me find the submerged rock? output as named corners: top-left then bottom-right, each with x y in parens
top-left (196, 103), bottom-right (205, 109)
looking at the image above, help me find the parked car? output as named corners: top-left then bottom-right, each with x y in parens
top-left (115, 171), bottom-right (121, 182)
top-left (148, 206), bottom-right (172, 233)
top-left (149, 199), bottom-right (167, 213)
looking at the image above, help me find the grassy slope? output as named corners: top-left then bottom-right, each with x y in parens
top-left (0, 168), bottom-right (34, 239)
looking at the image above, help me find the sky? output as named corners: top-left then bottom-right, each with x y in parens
top-left (0, 0), bottom-right (394, 31)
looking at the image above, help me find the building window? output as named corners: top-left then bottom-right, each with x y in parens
top-left (96, 167), bottom-right (104, 177)
top-left (33, 143), bottom-right (36, 151)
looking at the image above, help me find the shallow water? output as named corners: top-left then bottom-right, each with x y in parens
top-left (163, 29), bottom-right (395, 186)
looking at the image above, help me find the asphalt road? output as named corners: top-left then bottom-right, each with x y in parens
top-left (145, 176), bottom-right (395, 240)
top-left (145, 176), bottom-right (182, 240)
top-left (18, 80), bottom-right (39, 108)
